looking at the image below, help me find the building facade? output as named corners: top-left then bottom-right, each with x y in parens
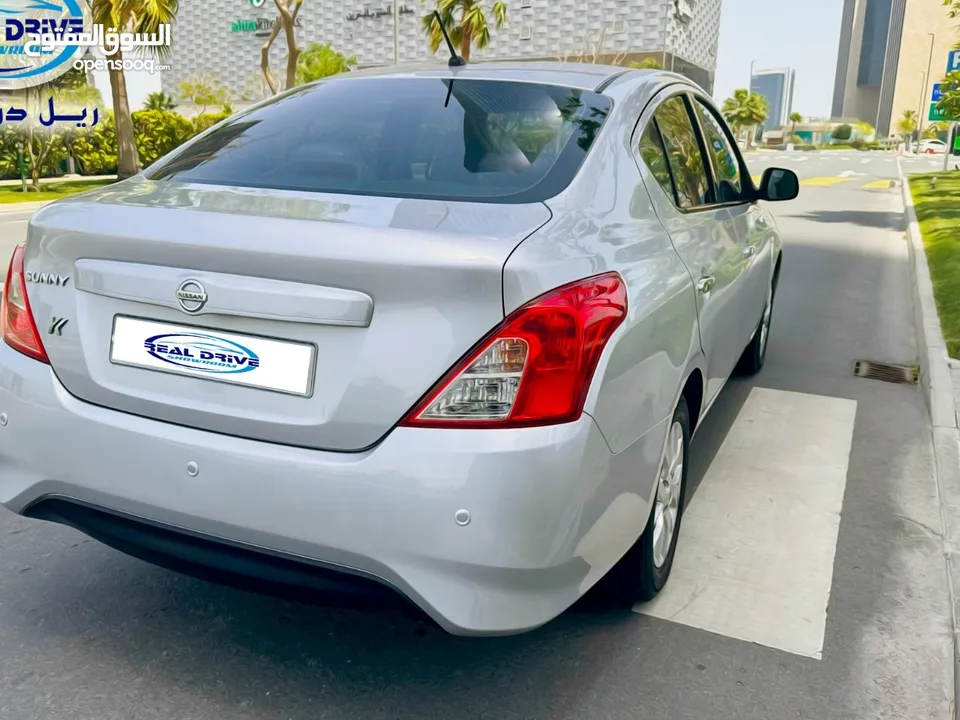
top-left (831, 0), bottom-right (956, 136)
top-left (750, 67), bottom-right (795, 131)
top-left (161, 0), bottom-right (722, 103)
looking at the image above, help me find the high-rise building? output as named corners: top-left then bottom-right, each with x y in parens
top-left (750, 67), bottom-right (796, 131)
top-left (831, 0), bottom-right (956, 136)
top-left (162, 0), bottom-right (724, 102)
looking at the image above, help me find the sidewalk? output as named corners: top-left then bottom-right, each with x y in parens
top-left (0, 175), bottom-right (116, 187)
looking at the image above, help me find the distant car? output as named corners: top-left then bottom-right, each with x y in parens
top-left (919, 139), bottom-right (946, 154)
top-left (0, 62), bottom-right (798, 636)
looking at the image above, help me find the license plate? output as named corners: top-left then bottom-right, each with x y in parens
top-left (110, 316), bottom-right (316, 396)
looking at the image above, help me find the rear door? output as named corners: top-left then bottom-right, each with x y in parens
top-left (688, 94), bottom-right (771, 345)
top-left (636, 92), bottom-right (749, 405)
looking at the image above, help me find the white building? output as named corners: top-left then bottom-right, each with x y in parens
top-left (161, 0), bottom-right (722, 102)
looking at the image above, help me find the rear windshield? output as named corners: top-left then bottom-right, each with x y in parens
top-left (146, 77), bottom-right (613, 204)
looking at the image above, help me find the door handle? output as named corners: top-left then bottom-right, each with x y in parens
top-left (696, 276), bottom-right (715, 295)
top-left (742, 245), bottom-right (757, 258)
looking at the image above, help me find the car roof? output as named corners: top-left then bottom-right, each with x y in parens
top-left (328, 60), bottom-right (657, 92)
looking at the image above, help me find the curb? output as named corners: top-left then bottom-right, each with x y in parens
top-left (0, 201), bottom-right (53, 214)
top-left (899, 160), bottom-right (960, 720)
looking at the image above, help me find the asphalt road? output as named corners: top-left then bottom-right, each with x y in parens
top-left (0, 152), bottom-right (953, 720)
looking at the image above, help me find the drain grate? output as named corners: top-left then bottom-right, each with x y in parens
top-left (854, 360), bottom-right (919, 385)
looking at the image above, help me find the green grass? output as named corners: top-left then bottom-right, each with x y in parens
top-left (0, 179), bottom-right (114, 204)
top-left (909, 173), bottom-right (960, 359)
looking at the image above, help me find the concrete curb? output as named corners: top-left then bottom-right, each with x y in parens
top-left (0, 201), bottom-right (52, 214)
top-left (898, 160), bottom-right (960, 720)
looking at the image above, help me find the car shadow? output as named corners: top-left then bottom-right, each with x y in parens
top-left (797, 209), bottom-right (905, 231)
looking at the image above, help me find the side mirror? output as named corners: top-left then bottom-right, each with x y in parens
top-left (756, 167), bottom-right (799, 202)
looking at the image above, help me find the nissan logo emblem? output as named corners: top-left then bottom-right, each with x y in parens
top-left (175, 279), bottom-right (208, 314)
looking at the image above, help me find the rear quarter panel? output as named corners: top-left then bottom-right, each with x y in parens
top-left (502, 78), bottom-right (702, 456)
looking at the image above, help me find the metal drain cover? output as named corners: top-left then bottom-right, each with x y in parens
top-left (854, 360), bottom-right (919, 385)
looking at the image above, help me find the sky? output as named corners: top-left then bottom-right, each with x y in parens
top-left (712, 0), bottom-right (845, 118)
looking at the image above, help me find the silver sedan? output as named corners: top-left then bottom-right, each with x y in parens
top-left (0, 62), bottom-right (798, 635)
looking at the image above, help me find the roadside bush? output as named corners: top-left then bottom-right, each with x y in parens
top-left (71, 112), bottom-right (119, 175)
top-left (132, 109), bottom-right (196, 167)
top-left (850, 138), bottom-right (866, 150)
top-left (795, 144), bottom-right (817, 151)
top-left (0, 126), bottom-right (70, 180)
top-left (833, 123), bottom-right (853, 141)
top-left (193, 111), bottom-right (231, 135)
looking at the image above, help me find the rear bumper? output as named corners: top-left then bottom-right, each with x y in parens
top-left (0, 342), bottom-right (664, 635)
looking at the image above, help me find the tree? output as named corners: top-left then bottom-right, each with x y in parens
top-left (260, 0), bottom-right (304, 95)
top-left (788, 111), bottom-right (803, 134)
top-left (832, 123), bottom-right (853, 141)
top-left (898, 109), bottom-right (918, 136)
top-left (178, 73), bottom-right (232, 115)
top-left (296, 43), bottom-right (357, 85)
top-left (421, 0), bottom-right (507, 63)
top-left (721, 89), bottom-right (768, 147)
top-left (630, 58), bottom-right (662, 70)
top-left (144, 91), bottom-right (177, 111)
top-left (936, 70), bottom-right (960, 122)
top-left (91, 0), bottom-right (179, 180)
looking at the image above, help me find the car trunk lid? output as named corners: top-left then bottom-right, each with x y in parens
top-left (23, 179), bottom-right (552, 451)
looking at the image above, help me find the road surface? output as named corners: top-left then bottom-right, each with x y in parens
top-left (0, 151), bottom-right (953, 720)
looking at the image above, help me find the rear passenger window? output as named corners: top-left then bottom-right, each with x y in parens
top-left (638, 121), bottom-right (675, 202)
top-left (693, 99), bottom-right (744, 203)
top-left (653, 96), bottom-right (712, 209)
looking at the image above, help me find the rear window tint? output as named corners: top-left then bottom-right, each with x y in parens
top-left (146, 78), bottom-right (613, 204)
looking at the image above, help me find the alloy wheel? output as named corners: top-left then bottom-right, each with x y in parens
top-left (652, 420), bottom-right (684, 568)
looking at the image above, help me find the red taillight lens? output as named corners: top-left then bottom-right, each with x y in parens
top-left (400, 272), bottom-right (627, 429)
top-left (1, 244), bottom-right (49, 363)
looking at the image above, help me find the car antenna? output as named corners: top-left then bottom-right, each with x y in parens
top-left (434, 10), bottom-right (466, 67)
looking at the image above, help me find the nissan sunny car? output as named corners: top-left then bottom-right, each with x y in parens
top-left (0, 62), bottom-right (798, 635)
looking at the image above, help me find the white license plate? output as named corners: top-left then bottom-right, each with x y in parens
top-left (110, 316), bottom-right (316, 396)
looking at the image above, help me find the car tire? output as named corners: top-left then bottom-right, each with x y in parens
top-left (735, 276), bottom-right (776, 376)
top-left (596, 397), bottom-right (690, 606)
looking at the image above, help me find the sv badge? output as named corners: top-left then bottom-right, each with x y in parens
top-left (48, 317), bottom-right (68, 336)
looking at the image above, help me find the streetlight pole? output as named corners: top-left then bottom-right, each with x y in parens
top-left (919, 33), bottom-right (935, 135)
top-left (393, 0), bottom-right (400, 64)
top-left (747, 60), bottom-right (756, 146)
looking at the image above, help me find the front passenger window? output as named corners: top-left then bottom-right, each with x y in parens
top-left (653, 96), bottom-right (712, 209)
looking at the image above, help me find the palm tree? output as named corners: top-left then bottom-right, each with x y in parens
top-left (721, 89), bottom-right (769, 149)
top-left (898, 109), bottom-right (918, 151)
top-left (788, 111), bottom-right (802, 135)
top-left (143, 91), bottom-right (177, 111)
top-left (898, 109), bottom-right (918, 135)
top-left (421, 0), bottom-right (507, 63)
top-left (91, 0), bottom-right (179, 179)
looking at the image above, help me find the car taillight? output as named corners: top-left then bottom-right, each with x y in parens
top-left (400, 272), bottom-right (627, 429)
top-left (1, 244), bottom-right (48, 364)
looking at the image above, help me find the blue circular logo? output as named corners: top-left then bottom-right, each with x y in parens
top-left (143, 333), bottom-right (261, 375)
top-left (0, 0), bottom-right (89, 90)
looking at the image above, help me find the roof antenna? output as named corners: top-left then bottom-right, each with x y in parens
top-left (433, 10), bottom-right (466, 67)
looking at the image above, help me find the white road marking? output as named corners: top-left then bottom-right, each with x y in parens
top-left (635, 387), bottom-right (857, 660)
